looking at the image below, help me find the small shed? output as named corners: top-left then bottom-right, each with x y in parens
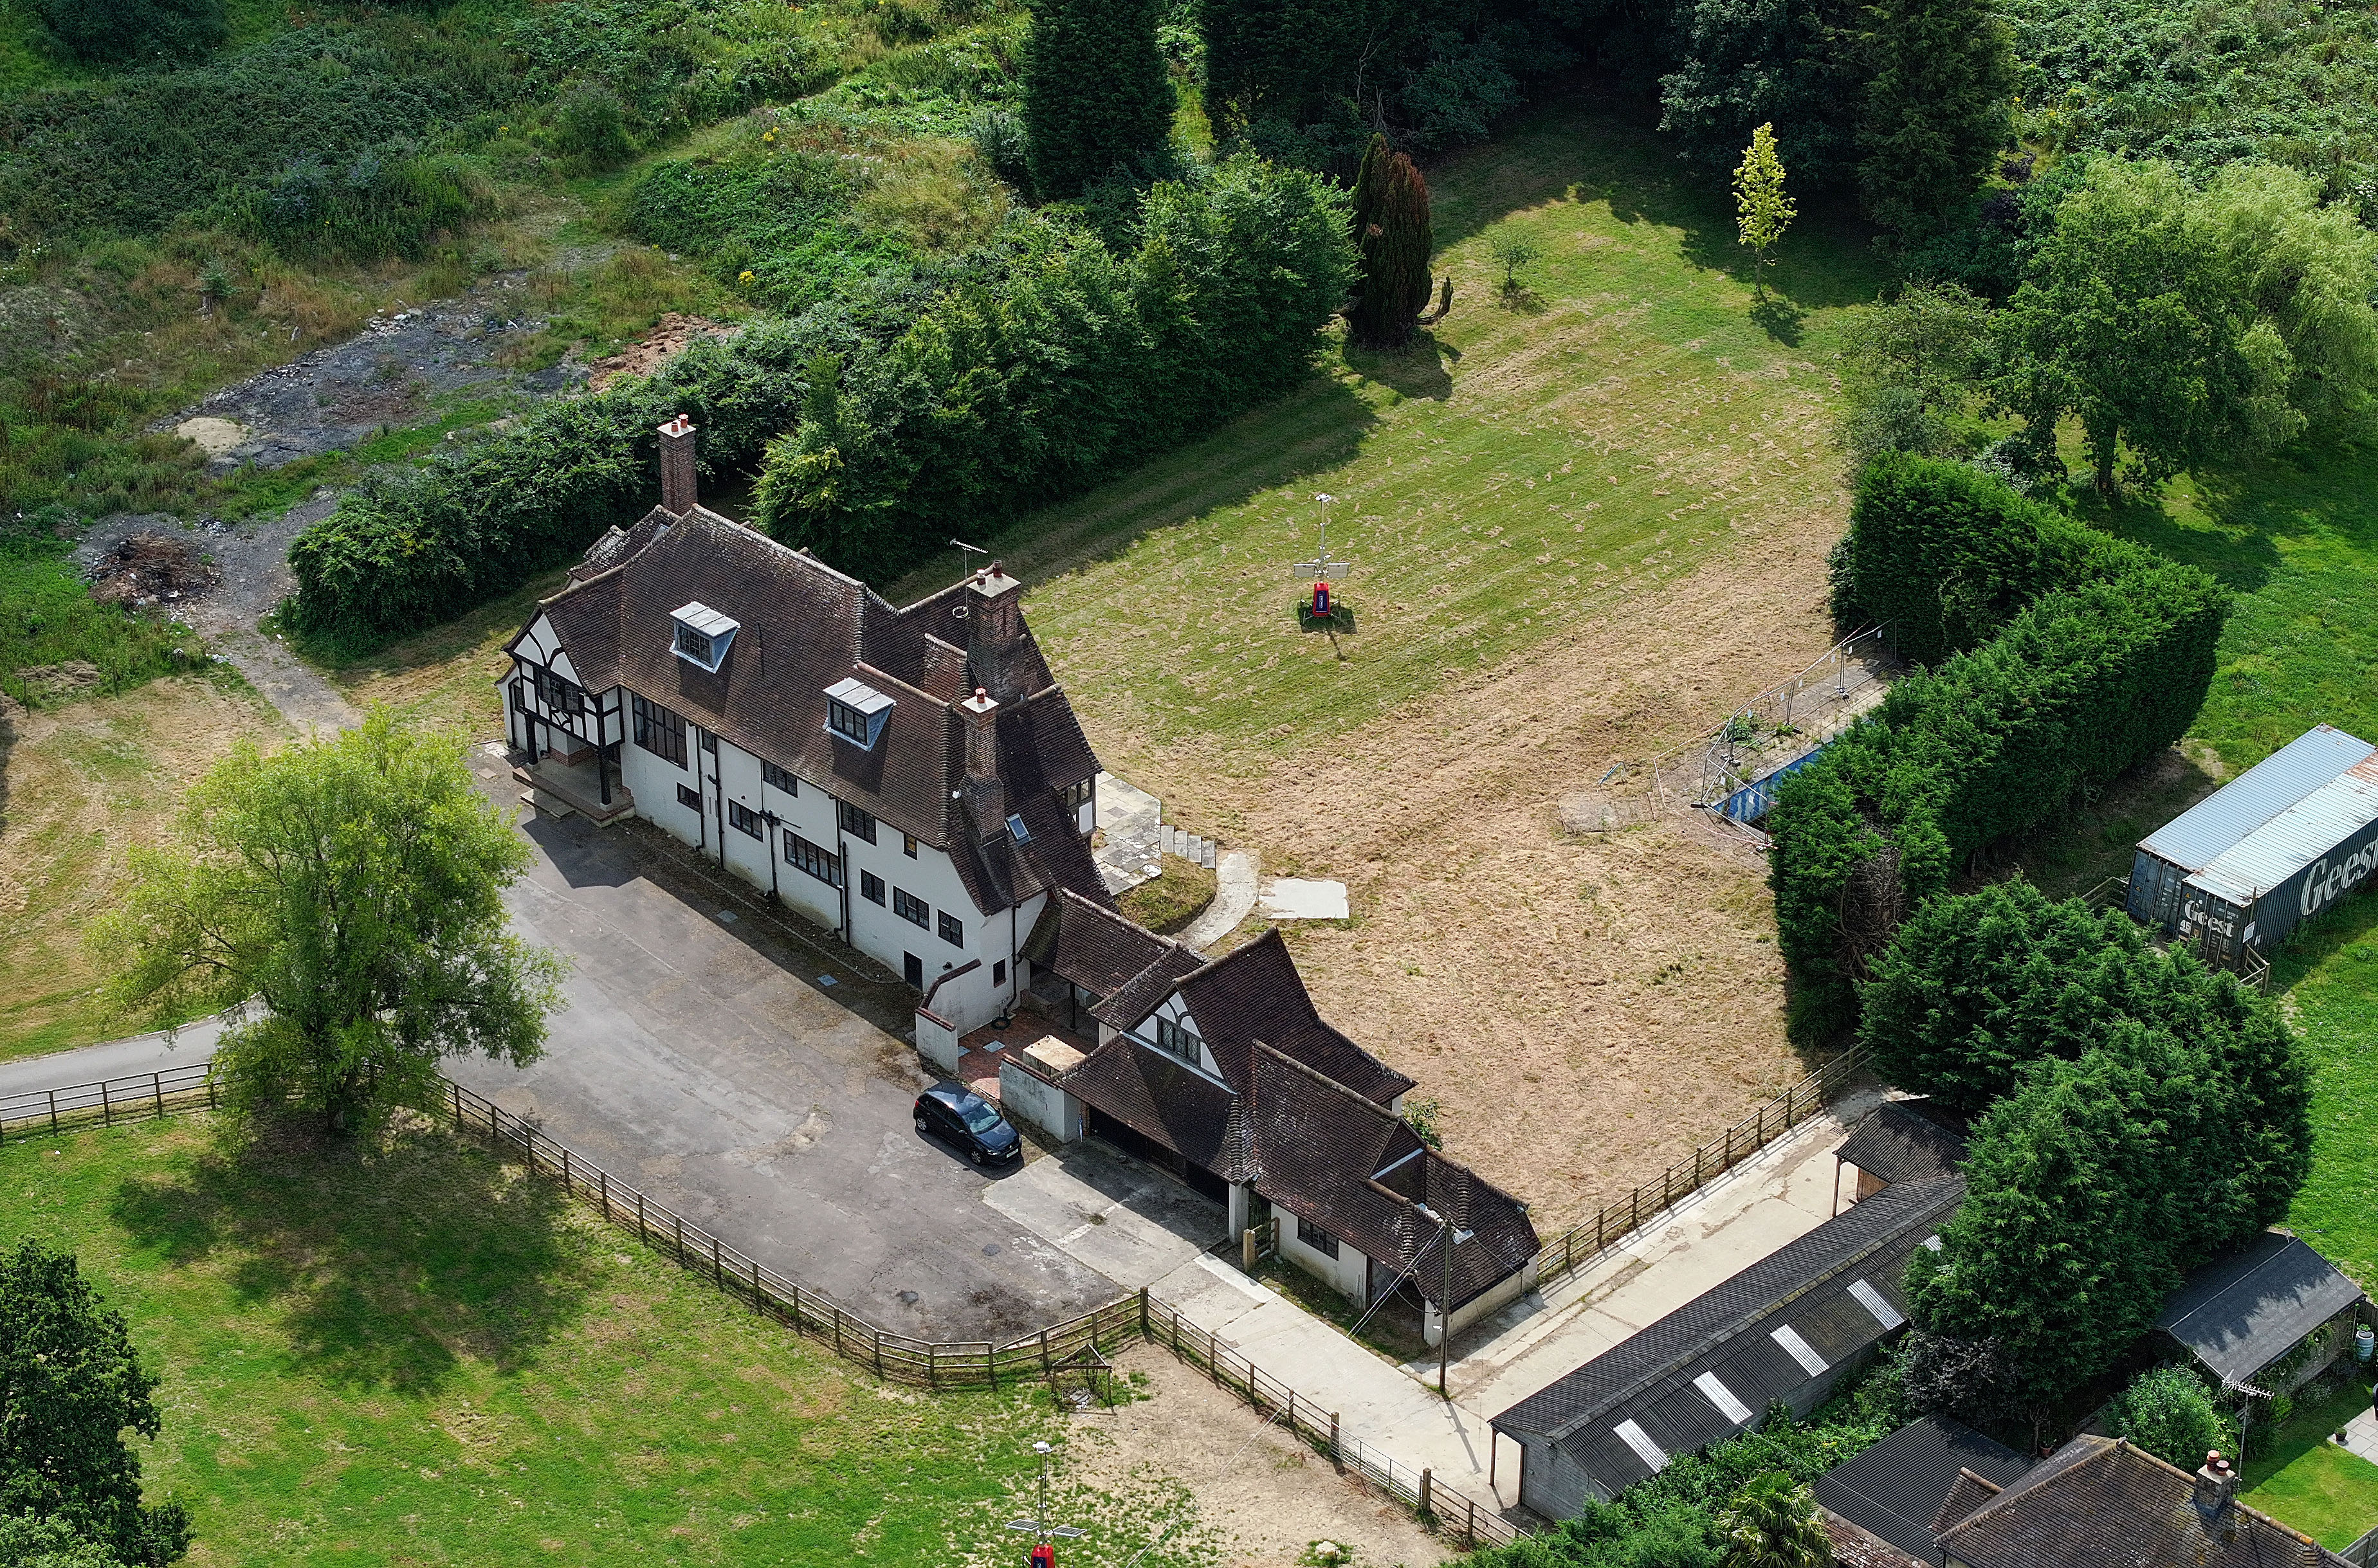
top-left (1834, 1100), bottom-right (1968, 1210)
top-left (2153, 1230), bottom-right (2367, 1393)
top-left (1813, 1415), bottom-right (2032, 1566)
top-left (1492, 1176), bottom-right (1962, 1520)
top-left (2127, 724), bottom-right (2378, 969)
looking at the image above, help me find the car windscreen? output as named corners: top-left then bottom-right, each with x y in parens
top-left (957, 1100), bottom-right (1003, 1134)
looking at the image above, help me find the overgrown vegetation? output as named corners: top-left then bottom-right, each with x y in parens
top-left (0, 534), bottom-right (201, 709)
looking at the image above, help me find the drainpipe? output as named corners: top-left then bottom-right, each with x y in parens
top-left (595, 697), bottom-right (611, 807)
top-left (832, 800), bottom-right (853, 944)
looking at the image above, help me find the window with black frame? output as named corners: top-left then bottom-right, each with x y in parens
top-left (836, 800), bottom-right (878, 843)
top-left (1296, 1216), bottom-right (1339, 1259)
top-left (1153, 1016), bottom-right (1202, 1066)
top-left (760, 759), bottom-right (799, 794)
top-left (784, 832), bottom-right (841, 886)
top-left (893, 888), bottom-right (929, 927)
top-left (632, 693), bottom-right (687, 767)
top-left (937, 911), bottom-right (963, 946)
top-left (727, 800), bottom-right (763, 839)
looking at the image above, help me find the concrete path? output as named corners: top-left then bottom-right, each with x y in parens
top-left (1180, 850), bottom-right (1259, 949)
top-left (1094, 772), bottom-right (1164, 895)
top-left (2345, 1407), bottom-right (2378, 1468)
top-left (0, 1017), bottom-right (229, 1099)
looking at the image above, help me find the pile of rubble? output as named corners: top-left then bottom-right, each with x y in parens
top-left (86, 530), bottom-right (217, 610)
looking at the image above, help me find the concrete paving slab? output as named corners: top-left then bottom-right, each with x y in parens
top-left (1094, 772), bottom-right (1164, 894)
top-left (2345, 1408), bottom-right (2378, 1468)
top-left (1257, 877), bottom-right (1349, 920)
top-left (1180, 850), bottom-right (1259, 949)
top-left (983, 1141), bottom-right (1227, 1290)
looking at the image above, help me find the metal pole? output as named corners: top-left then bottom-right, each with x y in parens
top-left (1440, 1210), bottom-right (1454, 1398)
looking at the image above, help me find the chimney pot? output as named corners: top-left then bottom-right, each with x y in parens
top-left (657, 415), bottom-right (699, 516)
top-left (2195, 1450), bottom-right (2238, 1520)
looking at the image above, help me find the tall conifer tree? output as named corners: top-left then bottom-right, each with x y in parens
top-left (1348, 134), bottom-right (1434, 347)
top-left (1857, 0), bottom-right (2016, 235)
top-left (1022, 0), bottom-right (1174, 198)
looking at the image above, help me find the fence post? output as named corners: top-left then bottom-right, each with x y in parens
top-left (562, 1147), bottom-right (572, 1194)
top-left (710, 1234), bottom-right (724, 1286)
top-left (101, 1079), bottom-right (110, 1127)
top-left (1756, 1104), bottom-right (1766, 1146)
top-left (49, 1089), bottom-right (59, 1133)
top-left (750, 1257), bottom-right (764, 1317)
top-left (636, 1190), bottom-right (648, 1245)
top-left (1693, 1147), bottom-right (1703, 1188)
top-left (152, 1073), bottom-right (163, 1118)
top-left (451, 1082), bottom-right (461, 1128)
top-left (598, 1169), bottom-right (609, 1220)
top-left (206, 1076), bottom-right (215, 1111)
top-left (1041, 1329), bottom-right (1051, 1374)
top-left (674, 1214), bottom-right (685, 1265)
top-left (1465, 1495), bottom-right (1477, 1548)
top-left (1420, 1468), bottom-right (1433, 1518)
top-left (1330, 1412), bottom-right (1340, 1461)
top-left (1288, 1389), bottom-right (1297, 1436)
top-left (1139, 1285), bottom-right (1151, 1338)
top-left (928, 1343), bottom-right (938, 1389)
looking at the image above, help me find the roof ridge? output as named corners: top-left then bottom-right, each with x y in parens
top-left (1251, 1038), bottom-right (1395, 1117)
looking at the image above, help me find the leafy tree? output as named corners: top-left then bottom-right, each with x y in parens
top-left (1202, 0), bottom-right (1423, 146)
top-left (0, 1514), bottom-right (131, 1568)
top-left (1715, 1473), bottom-right (1829, 1568)
top-left (35, 0), bottom-right (223, 62)
top-left (2108, 1366), bottom-right (2235, 1469)
top-left (1023, 0), bottom-right (1175, 197)
top-left (1836, 284), bottom-right (1993, 419)
top-left (1733, 124), bottom-right (1795, 294)
top-left (95, 710), bottom-right (567, 1134)
top-left (1491, 231), bottom-right (1542, 294)
top-left (0, 1240), bottom-right (189, 1566)
top-left (1855, 0), bottom-right (2015, 236)
top-left (1349, 134), bottom-right (1435, 347)
top-left (1994, 159), bottom-right (2378, 492)
top-left (1660, 0), bottom-right (1865, 186)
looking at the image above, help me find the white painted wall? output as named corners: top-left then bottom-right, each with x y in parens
top-left (1278, 1212), bottom-right (1371, 1304)
top-left (1000, 1059), bottom-right (1083, 1142)
top-left (1427, 1256), bottom-right (1539, 1345)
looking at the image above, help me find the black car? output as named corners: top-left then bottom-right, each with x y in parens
top-left (913, 1082), bottom-right (1023, 1166)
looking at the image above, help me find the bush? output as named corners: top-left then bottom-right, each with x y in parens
top-left (625, 147), bottom-right (910, 313)
top-left (1769, 560), bottom-right (2226, 1039)
top-left (2108, 1367), bottom-right (2235, 1468)
top-left (0, 545), bottom-right (203, 709)
top-left (243, 149), bottom-right (497, 263)
top-left (1828, 453), bottom-right (2158, 667)
top-left (553, 85), bottom-right (635, 173)
top-left (35, 0), bottom-right (223, 63)
top-left (755, 152), bottom-right (1353, 579)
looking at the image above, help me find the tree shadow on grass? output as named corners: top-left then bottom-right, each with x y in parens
top-left (108, 1115), bottom-right (601, 1397)
top-left (1749, 293), bottom-right (1806, 346)
top-left (1342, 330), bottom-right (1457, 401)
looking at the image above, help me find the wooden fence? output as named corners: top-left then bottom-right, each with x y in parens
top-left (0, 1061), bottom-right (219, 1142)
top-left (1140, 1292), bottom-right (1523, 1549)
top-left (1533, 1046), bottom-right (1869, 1288)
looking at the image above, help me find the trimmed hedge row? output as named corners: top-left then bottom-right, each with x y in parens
top-left (1769, 558), bottom-right (2226, 1039)
top-left (1827, 452), bottom-right (2159, 667)
top-left (755, 152), bottom-right (1354, 580)
top-left (288, 155), bottom-right (1351, 639)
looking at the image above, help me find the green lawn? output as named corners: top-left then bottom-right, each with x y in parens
top-left (2274, 895), bottom-right (2378, 1292)
top-left (2241, 1376), bottom-right (2378, 1549)
top-left (890, 100), bottom-right (1884, 770)
top-left (0, 1117), bottom-right (1216, 1567)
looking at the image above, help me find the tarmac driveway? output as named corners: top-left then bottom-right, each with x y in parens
top-left (446, 749), bottom-right (1126, 1344)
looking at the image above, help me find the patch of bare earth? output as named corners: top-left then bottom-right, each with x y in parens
top-left (585, 312), bottom-right (733, 392)
top-left (1135, 509), bottom-right (1845, 1231)
top-left (1070, 1345), bottom-right (1450, 1568)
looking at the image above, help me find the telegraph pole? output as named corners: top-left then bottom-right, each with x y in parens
top-left (1414, 1203), bottom-right (1474, 1398)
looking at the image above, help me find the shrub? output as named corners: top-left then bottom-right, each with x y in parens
top-left (242, 149), bottom-right (497, 263)
top-left (755, 153), bottom-right (1353, 579)
top-left (1021, 0), bottom-right (1173, 197)
top-left (625, 147), bottom-right (910, 313)
top-left (553, 85), bottom-right (635, 173)
top-left (1828, 453), bottom-right (2158, 667)
top-left (2108, 1367), bottom-right (2235, 1468)
top-left (1769, 560), bottom-right (2226, 1039)
top-left (35, 0), bottom-right (223, 63)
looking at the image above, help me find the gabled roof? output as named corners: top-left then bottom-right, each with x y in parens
top-left (1167, 931), bottom-right (1416, 1106)
top-left (1491, 1177), bottom-right (1963, 1495)
top-left (1024, 889), bottom-right (1184, 996)
top-left (1836, 1100), bottom-right (1969, 1188)
top-left (520, 507), bottom-right (1108, 917)
top-left (2154, 1230), bottom-right (2365, 1385)
top-left (1932, 1436), bottom-right (2345, 1567)
top-left (1091, 945), bottom-right (1210, 1029)
top-left (1247, 1043), bottom-right (1539, 1308)
top-left (1813, 1416), bottom-right (2029, 1564)
top-left (1056, 1034), bottom-right (1245, 1179)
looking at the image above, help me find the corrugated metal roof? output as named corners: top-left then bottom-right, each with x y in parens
top-left (1492, 1178), bottom-right (1962, 1492)
top-left (2137, 724), bottom-right (2372, 872)
top-left (2186, 754), bottom-right (2378, 906)
top-left (1814, 1416), bottom-right (2031, 1564)
top-left (2154, 1230), bottom-right (2365, 1385)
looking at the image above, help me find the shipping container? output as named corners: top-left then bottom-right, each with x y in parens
top-left (2175, 755), bottom-right (2378, 968)
top-left (2126, 724), bottom-right (2375, 931)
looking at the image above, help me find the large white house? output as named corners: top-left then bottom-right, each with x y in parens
top-left (499, 416), bottom-right (1109, 1032)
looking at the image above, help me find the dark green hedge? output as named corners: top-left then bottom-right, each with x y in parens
top-left (1829, 453), bottom-right (2159, 666)
top-left (289, 156), bottom-right (1351, 637)
top-left (1770, 560), bottom-right (2226, 1039)
top-left (754, 152), bottom-right (1353, 580)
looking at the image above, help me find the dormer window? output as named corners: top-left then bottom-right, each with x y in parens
top-left (670, 602), bottom-right (738, 672)
top-left (823, 676), bottom-right (895, 750)
top-left (1153, 1017), bottom-right (1202, 1065)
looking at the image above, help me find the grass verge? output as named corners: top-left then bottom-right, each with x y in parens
top-left (2240, 1373), bottom-right (2378, 1549)
top-left (0, 668), bottom-right (285, 1062)
top-left (1, 1114), bottom-right (1229, 1568)
top-left (1117, 853), bottom-right (1218, 936)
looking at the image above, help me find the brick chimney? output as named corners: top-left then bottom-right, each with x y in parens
top-left (965, 563), bottom-right (1028, 704)
top-left (2193, 1450), bottom-right (2238, 1520)
top-left (958, 686), bottom-right (1008, 838)
top-left (657, 414), bottom-right (698, 516)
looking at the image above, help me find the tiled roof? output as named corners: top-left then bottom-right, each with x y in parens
top-left (1246, 1043), bottom-right (1539, 1308)
top-left (1932, 1436), bottom-right (2343, 1567)
top-left (1171, 931), bottom-right (1416, 1106)
top-left (527, 507), bottom-right (1106, 916)
top-left (1930, 1469), bottom-right (2006, 1538)
top-left (1835, 1100), bottom-right (1970, 1188)
top-left (1091, 945), bottom-right (1210, 1030)
top-left (1812, 1416), bottom-right (2029, 1563)
top-left (1024, 889), bottom-right (1182, 996)
top-left (1818, 1511), bottom-right (1927, 1568)
top-left (1056, 1035), bottom-right (1243, 1178)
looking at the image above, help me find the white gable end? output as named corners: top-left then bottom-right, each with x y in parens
top-left (518, 613), bottom-right (560, 667)
top-left (549, 646), bottom-right (580, 684)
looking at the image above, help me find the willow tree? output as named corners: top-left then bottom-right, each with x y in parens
top-left (1349, 133), bottom-right (1434, 348)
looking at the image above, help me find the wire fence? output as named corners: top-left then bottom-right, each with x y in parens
top-left (1140, 1293), bottom-right (1523, 1549)
top-left (1649, 624), bottom-right (1898, 818)
top-left (1533, 1046), bottom-right (1869, 1289)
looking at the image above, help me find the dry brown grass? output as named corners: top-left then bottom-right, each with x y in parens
top-left (332, 569), bottom-right (572, 740)
top-left (0, 673), bottom-right (286, 1061)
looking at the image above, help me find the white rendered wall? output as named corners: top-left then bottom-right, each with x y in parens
top-left (1278, 1213), bottom-right (1371, 1304)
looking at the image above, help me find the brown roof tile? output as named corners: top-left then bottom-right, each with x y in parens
top-left (1025, 890), bottom-right (1179, 996)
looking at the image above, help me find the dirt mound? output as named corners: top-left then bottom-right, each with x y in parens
top-left (87, 530), bottom-right (219, 608)
top-left (586, 313), bottom-right (733, 392)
